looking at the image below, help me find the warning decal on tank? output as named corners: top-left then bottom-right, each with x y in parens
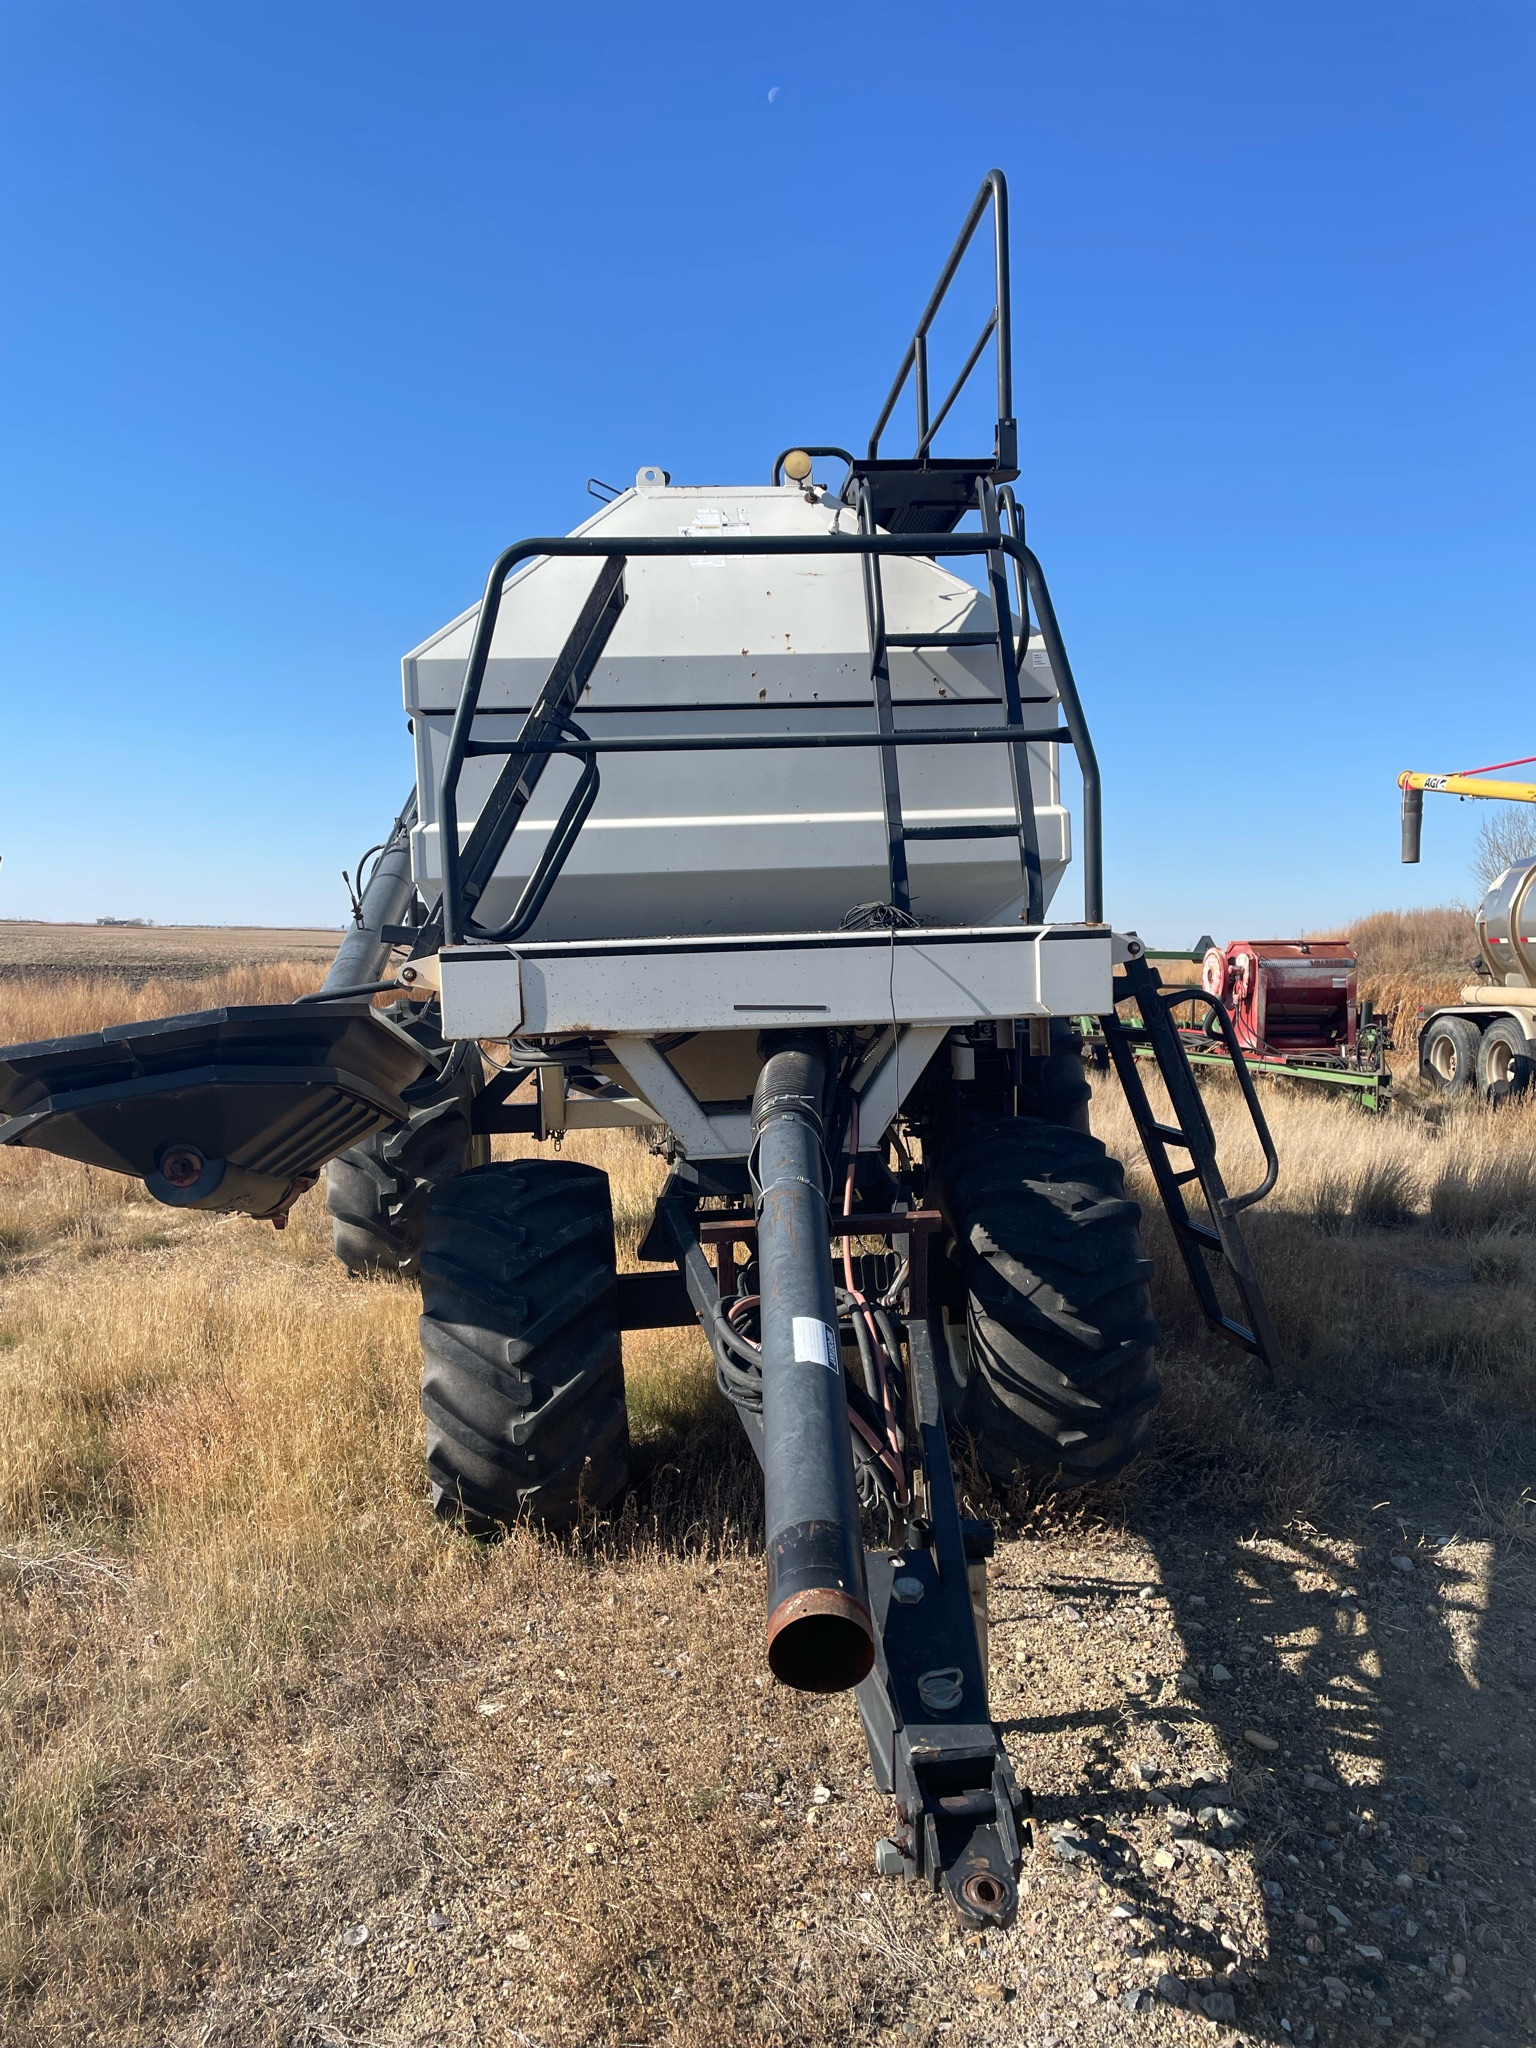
top-left (681, 507), bottom-right (750, 568)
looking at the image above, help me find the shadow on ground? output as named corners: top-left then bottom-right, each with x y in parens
top-left (979, 1351), bottom-right (1536, 2048)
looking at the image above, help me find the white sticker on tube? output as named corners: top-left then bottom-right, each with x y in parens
top-left (792, 1316), bottom-right (838, 1371)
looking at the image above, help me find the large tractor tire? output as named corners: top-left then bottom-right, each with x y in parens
top-left (326, 1008), bottom-right (488, 1278)
top-left (932, 1119), bottom-right (1160, 1483)
top-left (418, 1160), bottom-right (629, 1531)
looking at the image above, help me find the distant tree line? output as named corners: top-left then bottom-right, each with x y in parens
top-left (1474, 806), bottom-right (1536, 891)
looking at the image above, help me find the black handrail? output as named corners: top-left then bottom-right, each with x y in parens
top-left (996, 485), bottom-right (1029, 673)
top-left (866, 170), bottom-right (1015, 474)
top-left (977, 476), bottom-right (1045, 922)
top-left (1158, 988), bottom-right (1281, 1212)
top-left (850, 477), bottom-right (911, 910)
top-left (437, 529), bottom-right (1101, 944)
top-left (461, 726), bottom-right (1074, 757)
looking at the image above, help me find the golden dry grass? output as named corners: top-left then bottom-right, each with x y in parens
top-left (0, 961), bottom-right (324, 1046)
top-left (1345, 905), bottom-right (1475, 982)
top-left (1339, 906), bottom-right (1474, 1042)
top-left (1098, 1068), bottom-right (1536, 1399)
top-left (0, 964), bottom-right (771, 2043)
top-left (3, 961), bottom-right (1536, 2044)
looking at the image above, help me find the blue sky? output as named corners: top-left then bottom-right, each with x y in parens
top-left (1, 2), bottom-right (1531, 939)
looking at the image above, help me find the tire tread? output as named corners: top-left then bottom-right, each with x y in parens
top-left (419, 1159), bottom-right (628, 1530)
top-left (935, 1119), bottom-right (1160, 1481)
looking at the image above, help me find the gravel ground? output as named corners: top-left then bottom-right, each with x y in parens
top-left (156, 1487), bottom-right (1536, 2048)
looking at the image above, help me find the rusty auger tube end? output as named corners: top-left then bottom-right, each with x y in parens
top-left (752, 1034), bottom-right (873, 1695)
top-left (766, 1576), bottom-right (875, 1694)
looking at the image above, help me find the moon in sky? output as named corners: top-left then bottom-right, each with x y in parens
top-left (767, 85), bottom-right (781, 102)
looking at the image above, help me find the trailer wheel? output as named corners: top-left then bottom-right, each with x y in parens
top-left (326, 1011), bottom-right (488, 1277)
top-left (418, 1160), bottom-right (628, 1531)
top-left (1422, 1015), bottom-right (1482, 1096)
top-left (933, 1119), bottom-right (1160, 1482)
top-left (1476, 1016), bottom-right (1535, 1101)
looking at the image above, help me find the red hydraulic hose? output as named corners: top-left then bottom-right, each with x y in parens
top-left (843, 1103), bottom-right (909, 1503)
top-left (1457, 753), bottom-right (1536, 777)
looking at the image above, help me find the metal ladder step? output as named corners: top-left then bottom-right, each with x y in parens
top-left (884, 631), bottom-right (1000, 648)
top-left (1099, 956), bottom-right (1284, 1371)
top-left (903, 822), bottom-right (1022, 842)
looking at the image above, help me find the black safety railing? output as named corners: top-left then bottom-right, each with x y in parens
top-left (435, 529), bottom-right (1102, 949)
top-left (866, 169), bottom-right (1015, 475)
top-left (997, 485), bottom-right (1029, 668)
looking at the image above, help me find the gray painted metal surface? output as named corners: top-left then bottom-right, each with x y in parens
top-left (437, 924), bottom-right (1111, 1040)
top-left (1476, 858), bottom-right (1536, 988)
top-left (403, 477), bottom-right (1067, 941)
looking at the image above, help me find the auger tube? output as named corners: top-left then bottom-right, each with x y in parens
top-left (752, 1034), bottom-right (875, 1693)
top-left (1400, 782), bottom-right (1423, 864)
top-left (323, 794), bottom-right (419, 991)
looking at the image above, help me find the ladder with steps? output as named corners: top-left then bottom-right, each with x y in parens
top-left (831, 164), bottom-right (1054, 927)
top-left (849, 468), bottom-right (1048, 924)
top-left (1100, 954), bottom-right (1286, 1371)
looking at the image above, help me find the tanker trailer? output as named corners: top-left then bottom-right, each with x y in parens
top-left (0, 172), bottom-right (1284, 1925)
top-left (1399, 761), bottom-right (1536, 1099)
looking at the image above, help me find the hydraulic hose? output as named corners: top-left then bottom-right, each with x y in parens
top-left (322, 795), bottom-right (419, 993)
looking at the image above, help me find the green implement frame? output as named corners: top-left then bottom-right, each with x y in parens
top-left (1155, 1040), bottom-right (1390, 1114)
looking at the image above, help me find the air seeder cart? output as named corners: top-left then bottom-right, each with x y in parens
top-left (0, 174), bottom-right (1283, 1926)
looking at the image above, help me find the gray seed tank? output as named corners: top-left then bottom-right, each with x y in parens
top-left (403, 471), bottom-right (1072, 940)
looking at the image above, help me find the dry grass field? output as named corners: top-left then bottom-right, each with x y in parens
top-left (2, 938), bottom-right (1535, 2048)
top-left (0, 923), bottom-right (341, 987)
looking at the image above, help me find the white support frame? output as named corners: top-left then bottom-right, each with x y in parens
top-left (439, 924), bottom-right (1114, 1041)
top-left (439, 923), bottom-right (1120, 1162)
top-left (606, 1037), bottom-right (751, 1159)
top-left (602, 1026), bottom-right (948, 1162)
top-left (849, 1026), bottom-right (948, 1150)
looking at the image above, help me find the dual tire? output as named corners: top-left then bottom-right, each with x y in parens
top-left (414, 1118), bottom-right (1159, 1524)
top-left (1423, 1014), bottom-right (1535, 1101)
top-left (326, 1016), bottom-right (629, 1532)
top-left (326, 1017), bottom-right (489, 1277)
